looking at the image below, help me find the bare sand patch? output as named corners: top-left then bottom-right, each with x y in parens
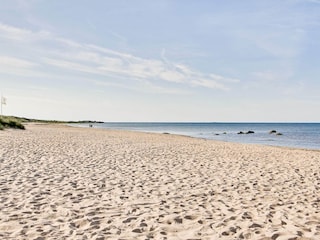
top-left (0, 124), bottom-right (319, 239)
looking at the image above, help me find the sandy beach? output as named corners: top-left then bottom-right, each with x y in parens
top-left (0, 124), bottom-right (319, 240)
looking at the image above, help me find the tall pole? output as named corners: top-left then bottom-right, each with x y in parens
top-left (1, 94), bottom-right (5, 116)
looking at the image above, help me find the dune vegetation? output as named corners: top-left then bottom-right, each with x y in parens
top-left (0, 116), bottom-right (25, 130)
top-left (0, 115), bottom-right (104, 130)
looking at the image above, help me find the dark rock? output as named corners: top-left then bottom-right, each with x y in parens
top-left (246, 131), bottom-right (255, 134)
top-left (238, 131), bottom-right (244, 134)
top-left (276, 133), bottom-right (283, 136)
top-left (269, 130), bottom-right (277, 134)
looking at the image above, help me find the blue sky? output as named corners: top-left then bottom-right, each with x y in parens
top-left (0, 0), bottom-right (319, 122)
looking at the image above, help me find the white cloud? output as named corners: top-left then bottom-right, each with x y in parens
top-left (0, 56), bottom-right (42, 77)
top-left (0, 56), bottom-right (37, 68)
top-left (159, 70), bottom-right (185, 83)
top-left (191, 78), bottom-right (228, 90)
top-left (0, 23), bottom-right (32, 40)
top-left (86, 44), bottom-right (135, 60)
top-left (55, 37), bottom-right (83, 48)
top-left (0, 22), bottom-right (240, 93)
top-left (43, 58), bottom-right (102, 75)
top-left (0, 22), bottom-right (51, 41)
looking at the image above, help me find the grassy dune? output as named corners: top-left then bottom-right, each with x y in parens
top-left (0, 116), bottom-right (25, 130)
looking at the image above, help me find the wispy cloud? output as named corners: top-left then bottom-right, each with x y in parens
top-left (0, 56), bottom-right (37, 68)
top-left (0, 55), bottom-right (42, 77)
top-left (0, 23), bottom-right (32, 40)
top-left (0, 22), bottom-right (51, 41)
top-left (0, 22), bottom-right (240, 93)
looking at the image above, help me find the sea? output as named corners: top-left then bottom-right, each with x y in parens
top-left (75, 122), bottom-right (320, 150)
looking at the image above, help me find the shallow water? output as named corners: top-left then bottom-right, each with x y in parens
top-left (75, 122), bottom-right (320, 150)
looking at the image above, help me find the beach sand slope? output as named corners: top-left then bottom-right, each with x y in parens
top-left (0, 124), bottom-right (320, 239)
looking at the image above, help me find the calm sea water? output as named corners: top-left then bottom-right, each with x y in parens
top-left (77, 122), bottom-right (320, 150)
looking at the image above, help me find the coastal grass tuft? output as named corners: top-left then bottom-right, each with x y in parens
top-left (0, 116), bottom-right (25, 130)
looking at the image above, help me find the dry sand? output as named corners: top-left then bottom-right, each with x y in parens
top-left (0, 124), bottom-right (320, 240)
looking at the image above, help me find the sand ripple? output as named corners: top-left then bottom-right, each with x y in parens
top-left (0, 124), bottom-right (320, 239)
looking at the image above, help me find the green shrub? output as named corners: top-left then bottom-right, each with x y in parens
top-left (0, 117), bottom-right (25, 130)
top-left (8, 120), bottom-right (25, 129)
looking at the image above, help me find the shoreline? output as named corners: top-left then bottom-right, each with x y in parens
top-left (68, 123), bottom-right (320, 152)
top-left (1, 124), bottom-right (320, 239)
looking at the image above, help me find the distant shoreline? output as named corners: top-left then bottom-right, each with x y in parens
top-left (2, 116), bottom-right (319, 150)
top-left (3, 115), bottom-right (104, 124)
top-left (70, 122), bottom-right (320, 151)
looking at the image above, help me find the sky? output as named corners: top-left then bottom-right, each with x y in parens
top-left (0, 0), bottom-right (320, 122)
